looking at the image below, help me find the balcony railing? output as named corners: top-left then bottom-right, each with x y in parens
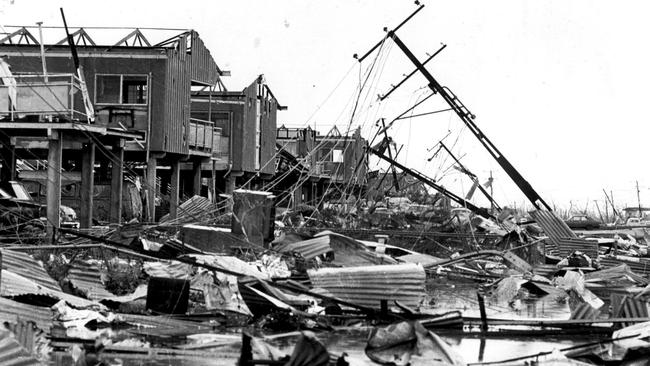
top-left (188, 118), bottom-right (214, 151)
top-left (0, 73), bottom-right (89, 121)
top-left (314, 161), bottom-right (345, 181)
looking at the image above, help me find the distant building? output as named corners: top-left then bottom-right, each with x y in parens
top-left (275, 125), bottom-right (367, 208)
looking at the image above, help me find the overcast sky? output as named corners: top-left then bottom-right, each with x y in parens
top-left (2, 0), bottom-right (649, 213)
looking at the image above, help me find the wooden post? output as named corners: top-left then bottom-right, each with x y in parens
top-left (46, 131), bottom-right (62, 240)
top-left (192, 160), bottom-right (202, 196)
top-left (79, 142), bottom-right (95, 228)
top-left (170, 159), bottom-right (180, 220)
top-left (109, 142), bottom-right (124, 224)
top-left (477, 292), bottom-right (488, 332)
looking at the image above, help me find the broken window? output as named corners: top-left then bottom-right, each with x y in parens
top-left (96, 74), bottom-right (148, 105)
top-left (332, 149), bottom-right (344, 163)
top-left (122, 76), bottom-right (148, 104)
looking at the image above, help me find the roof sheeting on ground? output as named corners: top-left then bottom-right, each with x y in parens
top-left (160, 195), bottom-right (217, 225)
top-left (556, 237), bottom-right (599, 259)
top-left (0, 250), bottom-right (60, 292)
top-left (0, 297), bottom-right (53, 333)
top-left (143, 261), bottom-right (194, 279)
top-left (275, 231), bottom-right (397, 267)
top-left (530, 210), bottom-right (577, 256)
top-left (66, 260), bottom-right (116, 301)
top-left (0, 328), bottom-right (44, 366)
top-left (308, 263), bottom-right (426, 310)
top-left (184, 255), bottom-right (271, 279)
top-left (1, 270), bottom-right (100, 309)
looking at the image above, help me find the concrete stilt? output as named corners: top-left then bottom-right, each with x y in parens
top-left (109, 142), bottom-right (124, 224)
top-left (46, 131), bottom-right (62, 239)
top-left (169, 159), bottom-right (180, 220)
top-left (146, 157), bottom-right (157, 222)
top-left (192, 160), bottom-right (202, 197)
top-left (80, 142), bottom-right (95, 228)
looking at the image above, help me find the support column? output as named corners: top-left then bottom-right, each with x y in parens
top-left (109, 141), bottom-right (124, 224)
top-left (0, 141), bottom-right (15, 181)
top-left (146, 157), bottom-right (157, 222)
top-left (46, 131), bottom-right (62, 239)
top-left (169, 159), bottom-right (180, 220)
top-left (225, 175), bottom-right (237, 194)
top-left (192, 160), bottom-right (202, 197)
top-left (79, 142), bottom-right (95, 228)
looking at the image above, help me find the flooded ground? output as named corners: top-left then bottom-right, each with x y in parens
top-left (63, 277), bottom-right (602, 366)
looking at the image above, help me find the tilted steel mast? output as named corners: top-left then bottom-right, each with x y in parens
top-left (358, 3), bottom-right (552, 211)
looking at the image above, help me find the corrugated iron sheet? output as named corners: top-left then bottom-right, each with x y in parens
top-left (143, 261), bottom-right (194, 279)
top-left (1, 270), bottom-right (99, 309)
top-left (556, 237), bottom-right (599, 259)
top-left (599, 256), bottom-right (650, 276)
top-left (0, 298), bottom-right (53, 334)
top-left (4, 320), bottom-right (49, 358)
top-left (308, 263), bottom-right (426, 309)
top-left (0, 250), bottom-right (60, 292)
top-left (530, 211), bottom-right (576, 240)
top-left (188, 32), bottom-right (220, 85)
top-left (614, 295), bottom-right (649, 327)
top-left (119, 313), bottom-right (213, 337)
top-left (0, 328), bottom-right (42, 366)
top-left (67, 260), bottom-right (115, 301)
top-left (275, 236), bottom-right (331, 260)
top-left (276, 232), bottom-right (396, 267)
top-left (569, 302), bottom-right (600, 320)
top-left (530, 211), bottom-right (576, 254)
top-left (532, 264), bottom-right (560, 278)
top-left (585, 264), bottom-right (649, 286)
top-left (160, 195), bottom-right (217, 224)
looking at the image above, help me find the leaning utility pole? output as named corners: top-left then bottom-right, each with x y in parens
top-left (356, 3), bottom-right (552, 211)
top-left (436, 142), bottom-right (501, 211)
top-left (636, 180), bottom-right (643, 218)
top-left (368, 146), bottom-right (494, 219)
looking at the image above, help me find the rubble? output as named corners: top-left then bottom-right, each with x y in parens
top-left (0, 4), bottom-right (649, 366)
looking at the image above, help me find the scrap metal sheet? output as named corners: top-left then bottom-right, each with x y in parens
top-left (0, 250), bottom-right (60, 292)
top-left (308, 263), bottom-right (426, 309)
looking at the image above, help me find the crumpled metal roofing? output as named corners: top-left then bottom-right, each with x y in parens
top-left (308, 263), bottom-right (426, 310)
top-left (600, 256), bottom-right (650, 276)
top-left (143, 261), bottom-right (194, 279)
top-left (0, 297), bottom-right (53, 333)
top-left (119, 313), bottom-right (214, 337)
top-left (0, 250), bottom-right (60, 292)
top-left (0, 328), bottom-right (42, 366)
top-left (1, 270), bottom-right (100, 309)
top-left (529, 210), bottom-right (576, 242)
top-left (275, 231), bottom-right (397, 267)
top-left (585, 264), bottom-right (649, 286)
top-left (66, 260), bottom-right (116, 301)
top-left (100, 284), bottom-right (148, 306)
top-left (613, 295), bottom-right (649, 327)
top-left (556, 237), bottom-right (599, 258)
top-left (186, 255), bottom-right (270, 279)
top-left (159, 195), bottom-right (217, 225)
